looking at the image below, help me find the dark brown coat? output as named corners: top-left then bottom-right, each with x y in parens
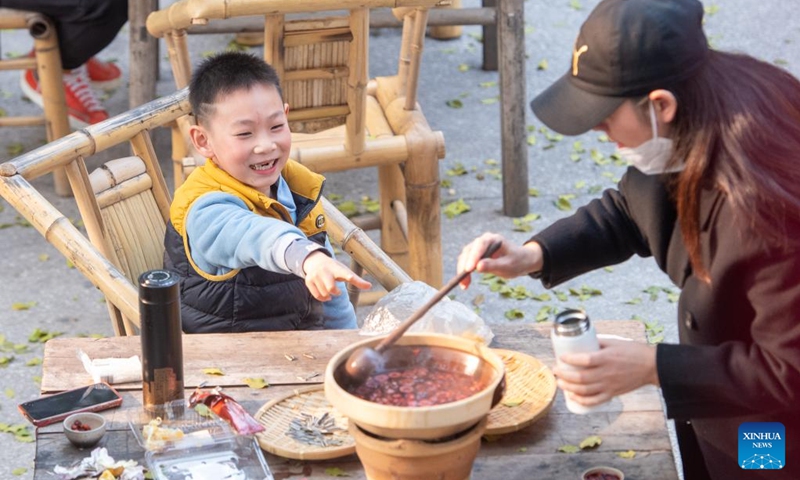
top-left (532, 168), bottom-right (800, 479)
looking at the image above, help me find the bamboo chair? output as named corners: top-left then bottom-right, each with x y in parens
top-left (0, 8), bottom-right (71, 197)
top-left (147, 0), bottom-right (447, 288)
top-left (0, 88), bottom-right (412, 336)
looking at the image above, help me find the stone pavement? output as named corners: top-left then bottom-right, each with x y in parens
top-left (1, 0), bottom-right (798, 478)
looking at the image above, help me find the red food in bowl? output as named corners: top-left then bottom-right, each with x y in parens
top-left (584, 473), bottom-right (621, 480)
top-left (70, 420), bottom-right (93, 431)
top-left (347, 366), bottom-right (483, 407)
top-left (582, 466), bottom-right (624, 480)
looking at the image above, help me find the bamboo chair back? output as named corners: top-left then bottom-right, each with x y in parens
top-left (0, 90), bottom-right (188, 336)
top-left (0, 88), bottom-right (412, 336)
top-left (88, 157), bottom-right (167, 283)
top-left (148, 1), bottom-right (447, 287)
top-left (273, 15), bottom-right (352, 133)
top-left (0, 8), bottom-right (71, 196)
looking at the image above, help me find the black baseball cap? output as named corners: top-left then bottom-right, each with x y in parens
top-left (530, 0), bottom-right (709, 135)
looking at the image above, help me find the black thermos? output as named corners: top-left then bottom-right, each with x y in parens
top-left (139, 269), bottom-right (184, 407)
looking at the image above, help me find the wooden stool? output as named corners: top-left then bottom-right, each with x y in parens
top-left (0, 8), bottom-right (71, 196)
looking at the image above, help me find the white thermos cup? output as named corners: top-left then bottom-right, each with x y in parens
top-left (551, 309), bottom-right (603, 414)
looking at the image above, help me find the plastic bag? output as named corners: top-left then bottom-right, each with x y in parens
top-left (360, 281), bottom-right (495, 345)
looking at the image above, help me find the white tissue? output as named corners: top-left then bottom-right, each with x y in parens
top-left (79, 350), bottom-right (142, 384)
top-left (54, 447), bottom-right (144, 480)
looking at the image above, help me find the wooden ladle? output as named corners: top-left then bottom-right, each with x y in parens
top-left (343, 241), bottom-right (503, 383)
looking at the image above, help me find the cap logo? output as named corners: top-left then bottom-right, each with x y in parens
top-left (572, 45), bottom-right (589, 76)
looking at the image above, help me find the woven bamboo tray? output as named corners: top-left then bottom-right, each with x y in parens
top-left (485, 348), bottom-right (557, 435)
top-left (254, 385), bottom-right (355, 460)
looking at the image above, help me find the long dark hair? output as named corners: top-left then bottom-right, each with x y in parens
top-left (667, 50), bottom-right (800, 280)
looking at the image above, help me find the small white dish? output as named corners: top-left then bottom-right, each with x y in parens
top-left (63, 412), bottom-right (107, 448)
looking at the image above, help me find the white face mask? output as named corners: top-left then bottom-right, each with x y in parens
top-left (618, 101), bottom-right (682, 175)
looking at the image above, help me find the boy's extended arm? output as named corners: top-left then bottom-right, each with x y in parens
top-left (185, 192), bottom-right (328, 276)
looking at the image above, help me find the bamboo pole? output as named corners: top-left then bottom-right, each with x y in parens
top-left (0, 117), bottom-right (46, 127)
top-left (30, 14), bottom-right (72, 197)
top-left (391, 199), bottom-right (409, 240)
top-left (404, 8), bottom-right (429, 111)
top-left (350, 213), bottom-right (381, 232)
top-left (1, 89), bottom-right (191, 181)
top-left (284, 66), bottom-right (349, 82)
top-left (165, 31), bottom-right (193, 89)
top-left (0, 57), bottom-right (37, 70)
top-left (95, 174), bottom-right (153, 209)
top-left (0, 9), bottom-right (31, 29)
top-left (171, 123), bottom-right (190, 189)
top-left (358, 290), bottom-right (388, 306)
top-left (366, 95), bottom-right (410, 272)
top-left (290, 136), bottom-right (408, 172)
top-left (289, 105), bottom-right (350, 122)
top-left (347, 260), bottom-right (364, 313)
top-left (380, 92), bottom-right (445, 287)
top-left (285, 16), bottom-right (350, 32)
top-left (345, 8), bottom-right (368, 156)
top-left (428, 0), bottom-right (462, 39)
top-left (146, 0), bottom-right (447, 37)
top-left (88, 156), bottom-right (147, 194)
top-left (264, 15), bottom-right (285, 78)
top-left (323, 197), bottom-right (411, 292)
top-left (284, 28), bottom-right (352, 47)
top-left (395, 10), bottom-right (413, 98)
top-left (130, 132), bottom-right (172, 222)
top-left (61, 155), bottom-right (134, 334)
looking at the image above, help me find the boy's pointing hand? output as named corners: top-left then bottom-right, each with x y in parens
top-left (302, 251), bottom-right (372, 301)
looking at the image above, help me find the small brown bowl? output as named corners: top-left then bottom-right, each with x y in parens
top-left (63, 412), bottom-right (106, 448)
top-left (581, 466), bottom-right (625, 480)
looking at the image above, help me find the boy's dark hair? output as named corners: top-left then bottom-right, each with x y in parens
top-left (189, 51), bottom-right (283, 125)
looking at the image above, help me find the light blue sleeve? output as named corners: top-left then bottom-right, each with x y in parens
top-left (186, 192), bottom-right (358, 329)
top-left (185, 192), bottom-right (305, 276)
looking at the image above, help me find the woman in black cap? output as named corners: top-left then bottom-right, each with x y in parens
top-left (458, 0), bottom-right (800, 478)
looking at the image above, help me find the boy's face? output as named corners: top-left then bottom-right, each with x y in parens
top-left (190, 84), bottom-right (291, 195)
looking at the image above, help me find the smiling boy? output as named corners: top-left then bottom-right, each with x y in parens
top-left (164, 52), bottom-right (370, 333)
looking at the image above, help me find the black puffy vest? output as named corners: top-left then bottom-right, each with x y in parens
top-left (163, 223), bottom-right (327, 333)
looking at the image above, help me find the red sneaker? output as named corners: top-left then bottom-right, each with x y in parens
top-left (85, 57), bottom-right (122, 91)
top-left (20, 66), bottom-right (109, 129)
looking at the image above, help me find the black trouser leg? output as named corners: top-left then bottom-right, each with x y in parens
top-left (675, 419), bottom-right (712, 480)
top-left (0, 0), bottom-right (128, 69)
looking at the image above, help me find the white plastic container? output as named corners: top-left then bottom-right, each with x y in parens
top-left (551, 309), bottom-right (603, 414)
top-left (128, 399), bottom-right (274, 479)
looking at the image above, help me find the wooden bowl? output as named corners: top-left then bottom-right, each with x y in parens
top-left (324, 333), bottom-right (505, 440)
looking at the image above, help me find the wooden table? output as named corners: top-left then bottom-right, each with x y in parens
top-left (34, 322), bottom-right (678, 479)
